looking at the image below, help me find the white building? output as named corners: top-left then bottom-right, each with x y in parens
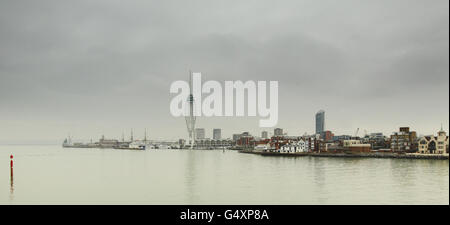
top-left (280, 139), bottom-right (309, 153)
top-left (417, 128), bottom-right (448, 154)
top-left (254, 143), bottom-right (272, 151)
top-left (343, 140), bottom-right (361, 147)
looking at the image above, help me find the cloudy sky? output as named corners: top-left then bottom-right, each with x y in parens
top-left (0, 0), bottom-right (448, 143)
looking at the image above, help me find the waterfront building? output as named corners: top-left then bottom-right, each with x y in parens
top-left (254, 138), bottom-right (270, 147)
top-left (300, 135), bottom-right (317, 152)
top-left (274, 128), bottom-right (283, 136)
top-left (417, 127), bottom-right (448, 154)
top-left (369, 133), bottom-right (384, 140)
top-left (321, 130), bottom-right (334, 142)
top-left (236, 132), bottom-right (255, 148)
top-left (307, 137), bottom-right (316, 152)
top-left (342, 139), bottom-right (371, 152)
top-left (195, 128), bottom-right (205, 139)
top-left (332, 135), bottom-right (352, 141)
top-left (362, 133), bottom-right (384, 143)
top-left (261, 131), bottom-right (268, 139)
top-left (362, 133), bottom-right (389, 150)
top-left (343, 139), bottom-right (362, 147)
top-left (270, 135), bottom-right (290, 150)
top-left (315, 110), bottom-right (325, 135)
top-left (316, 139), bottom-right (327, 152)
top-left (254, 143), bottom-right (272, 151)
top-left (280, 139), bottom-right (308, 153)
top-left (213, 129), bottom-right (221, 140)
top-left (194, 138), bottom-right (233, 149)
top-left (390, 127), bottom-right (417, 152)
top-left (348, 144), bottom-right (371, 153)
top-left (298, 139), bottom-right (308, 152)
top-left (325, 142), bottom-right (342, 152)
top-left (232, 134), bottom-right (241, 142)
top-left (265, 135), bottom-right (319, 152)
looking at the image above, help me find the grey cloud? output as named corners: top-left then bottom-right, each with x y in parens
top-left (0, 0), bottom-right (448, 142)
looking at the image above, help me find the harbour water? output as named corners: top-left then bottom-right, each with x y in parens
top-left (0, 145), bottom-right (448, 205)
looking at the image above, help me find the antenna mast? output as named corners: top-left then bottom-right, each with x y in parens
top-left (144, 129), bottom-right (147, 143)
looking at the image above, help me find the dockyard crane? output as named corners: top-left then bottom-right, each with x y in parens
top-left (354, 128), bottom-right (360, 139)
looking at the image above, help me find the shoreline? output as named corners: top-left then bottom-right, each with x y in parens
top-left (60, 146), bottom-right (449, 160)
top-left (238, 150), bottom-right (450, 160)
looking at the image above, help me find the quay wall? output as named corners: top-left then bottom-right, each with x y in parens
top-left (239, 150), bottom-right (449, 160)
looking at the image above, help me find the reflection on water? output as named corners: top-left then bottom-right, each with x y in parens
top-left (9, 174), bottom-right (14, 202)
top-left (184, 150), bottom-right (198, 204)
top-left (0, 145), bottom-right (448, 205)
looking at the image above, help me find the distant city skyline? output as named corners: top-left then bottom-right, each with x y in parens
top-left (0, 109), bottom-right (448, 144)
top-left (0, 0), bottom-right (448, 143)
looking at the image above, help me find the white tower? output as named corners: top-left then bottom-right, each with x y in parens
top-left (185, 71), bottom-right (197, 149)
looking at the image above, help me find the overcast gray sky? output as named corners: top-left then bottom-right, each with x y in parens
top-left (0, 0), bottom-right (448, 143)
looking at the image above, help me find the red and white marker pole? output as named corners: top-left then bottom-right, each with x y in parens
top-left (10, 155), bottom-right (13, 179)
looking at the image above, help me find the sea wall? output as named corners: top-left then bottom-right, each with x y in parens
top-left (238, 150), bottom-right (449, 160)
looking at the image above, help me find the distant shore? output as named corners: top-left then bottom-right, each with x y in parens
top-left (238, 150), bottom-right (450, 160)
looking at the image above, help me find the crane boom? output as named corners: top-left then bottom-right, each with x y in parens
top-left (354, 128), bottom-right (359, 138)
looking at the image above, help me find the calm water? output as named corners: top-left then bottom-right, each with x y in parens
top-left (0, 145), bottom-right (448, 205)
